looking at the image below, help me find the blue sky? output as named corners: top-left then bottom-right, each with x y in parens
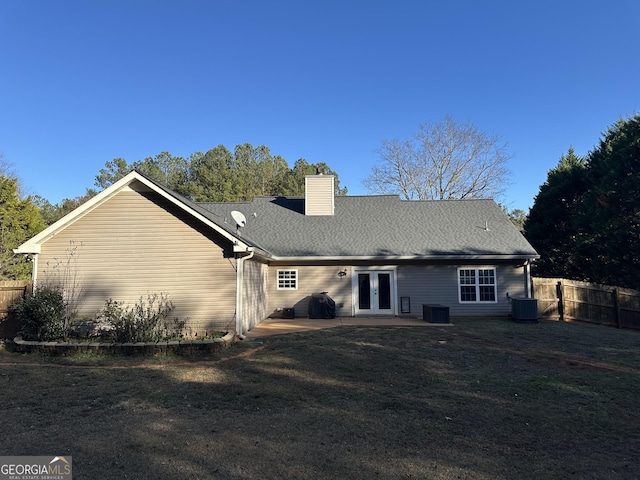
top-left (1, 0), bottom-right (638, 211)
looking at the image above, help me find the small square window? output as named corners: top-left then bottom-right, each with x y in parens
top-left (277, 270), bottom-right (298, 290)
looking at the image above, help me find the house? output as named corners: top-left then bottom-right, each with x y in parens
top-left (15, 171), bottom-right (539, 336)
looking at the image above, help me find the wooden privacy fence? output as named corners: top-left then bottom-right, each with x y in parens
top-left (0, 280), bottom-right (33, 338)
top-left (532, 277), bottom-right (640, 330)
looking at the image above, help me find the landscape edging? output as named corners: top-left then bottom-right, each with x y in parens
top-left (12, 332), bottom-right (236, 356)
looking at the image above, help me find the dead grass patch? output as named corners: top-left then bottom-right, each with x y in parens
top-left (0, 318), bottom-right (638, 479)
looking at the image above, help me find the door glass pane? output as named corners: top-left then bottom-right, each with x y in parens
top-left (358, 274), bottom-right (371, 309)
top-left (378, 273), bottom-right (391, 309)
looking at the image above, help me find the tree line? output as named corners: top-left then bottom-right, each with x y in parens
top-left (0, 144), bottom-right (347, 279)
top-left (34, 143), bottom-right (347, 225)
top-left (3, 114), bottom-right (638, 289)
top-left (524, 114), bottom-right (640, 291)
top-left (0, 119), bottom-right (522, 281)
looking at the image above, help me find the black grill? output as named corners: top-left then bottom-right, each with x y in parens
top-left (308, 292), bottom-right (336, 319)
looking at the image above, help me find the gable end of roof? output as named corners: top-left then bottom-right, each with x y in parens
top-left (14, 171), bottom-right (252, 255)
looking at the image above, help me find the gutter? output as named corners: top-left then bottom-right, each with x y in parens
top-left (235, 248), bottom-right (255, 339)
top-left (264, 254), bottom-right (541, 262)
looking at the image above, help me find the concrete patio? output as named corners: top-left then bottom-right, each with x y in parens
top-left (244, 316), bottom-right (453, 339)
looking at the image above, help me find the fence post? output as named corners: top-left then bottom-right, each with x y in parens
top-left (613, 289), bottom-right (621, 329)
top-left (556, 281), bottom-right (564, 322)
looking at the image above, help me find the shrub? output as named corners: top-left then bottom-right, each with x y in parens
top-left (41, 240), bottom-right (85, 329)
top-left (11, 286), bottom-right (68, 341)
top-left (97, 293), bottom-right (180, 343)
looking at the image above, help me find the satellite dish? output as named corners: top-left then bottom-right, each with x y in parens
top-left (231, 210), bottom-right (247, 228)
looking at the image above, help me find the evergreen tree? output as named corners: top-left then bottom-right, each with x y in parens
top-left (187, 146), bottom-right (236, 202)
top-left (56, 189), bottom-right (99, 220)
top-left (282, 159), bottom-right (347, 196)
top-left (524, 148), bottom-right (587, 278)
top-left (0, 176), bottom-right (46, 279)
top-left (133, 152), bottom-right (189, 194)
top-left (39, 144), bottom-right (347, 219)
top-left (95, 158), bottom-right (131, 189)
top-left (575, 114), bottom-right (640, 289)
top-left (31, 195), bottom-right (59, 226)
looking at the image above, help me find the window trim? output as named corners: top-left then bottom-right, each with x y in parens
top-left (277, 269), bottom-right (298, 290)
top-left (457, 267), bottom-right (497, 303)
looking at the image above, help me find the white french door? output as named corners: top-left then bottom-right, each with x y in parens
top-left (354, 270), bottom-right (395, 315)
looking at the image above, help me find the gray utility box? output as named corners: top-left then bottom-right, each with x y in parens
top-left (511, 298), bottom-right (538, 321)
top-left (282, 308), bottom-right (295, 319)
top-left (423, 304), bottom-right (450, 323)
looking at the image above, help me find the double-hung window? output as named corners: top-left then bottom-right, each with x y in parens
top-left (277, 269), bottom-right (298, 290)
top-left (458, 267), bottom-right (497, 303)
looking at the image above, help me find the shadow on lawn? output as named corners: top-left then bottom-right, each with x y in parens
top-left (1, 320), bottom-right (639, 479)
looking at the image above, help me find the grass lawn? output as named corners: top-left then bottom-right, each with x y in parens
top-left (1, 318), bottom-right (639, 479)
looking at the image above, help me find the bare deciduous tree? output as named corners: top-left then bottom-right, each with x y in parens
top-left (364, 117), bottom-right (512, 200)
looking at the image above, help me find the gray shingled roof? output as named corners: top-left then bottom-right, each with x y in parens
top-left (196, 195), bottom-right (539, 259)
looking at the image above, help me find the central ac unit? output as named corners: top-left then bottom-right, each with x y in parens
top-left (511, 298), bottom-right (538, 321)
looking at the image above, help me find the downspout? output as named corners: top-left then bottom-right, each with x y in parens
top-left (30, 254), bottom-right (39, 290)
top-left (524, 260), bottom-right (532, 298)
top-left (235, 248), bottom-right (255, 340)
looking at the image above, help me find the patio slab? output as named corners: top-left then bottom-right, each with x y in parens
top-left (244, 316), bottom-right (453, 339)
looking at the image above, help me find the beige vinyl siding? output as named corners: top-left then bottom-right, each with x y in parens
top-left (242, 258), bottom-right (268, 332)
top-left (266, 262), bottom-right (526, 318)
top-left (37, 186), bottom-right (237, 333)
top-left (268, 265), bottom-right (352, 317)
top-left (304, 175), bottom-right (334, 216)
top-left (396, 263), bottom-right (527, 317)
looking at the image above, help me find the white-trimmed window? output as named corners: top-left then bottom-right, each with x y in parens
top-left (458, 267), bottom-right (497, 303)
top-left (277, 269), bottom-right (298, 290)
